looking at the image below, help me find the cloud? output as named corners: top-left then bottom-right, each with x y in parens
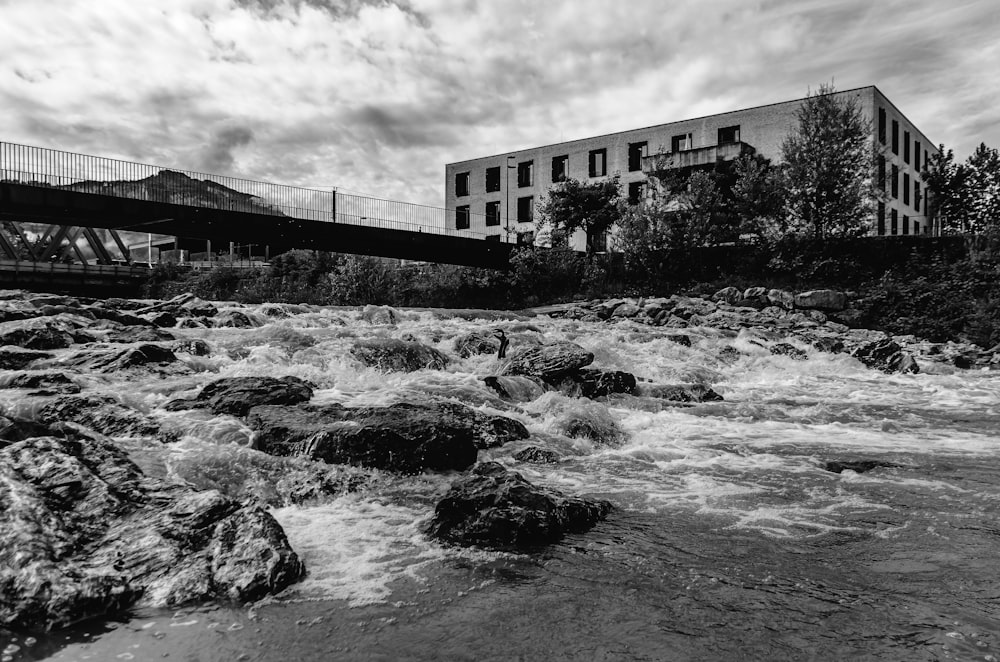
top-left (202, 125), bottom-right (256, 172)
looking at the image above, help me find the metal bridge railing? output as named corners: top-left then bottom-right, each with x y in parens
top-left (0, 141), bottom-right (501, 241)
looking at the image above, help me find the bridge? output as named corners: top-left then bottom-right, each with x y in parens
top-left (0, 141), bottom-right (513, 273)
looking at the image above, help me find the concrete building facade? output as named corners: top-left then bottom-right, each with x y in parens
top-left (445, 86), bottom-right (937, 248)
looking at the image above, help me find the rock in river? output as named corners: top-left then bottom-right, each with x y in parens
top-left (425, 461), bottom-right (612, 551)
top-left (851, 338), bottom-right (919, 374)
top-left (0, 435), bottom-right (303, 630)
top-left (165, 376), bottom-right (315, 417)
top-left (350, 338), bottom-right (449, 372)
top-left (36, 394), bottom-right (162, 438)
top-left (500, 341), bottom-right (594, 380)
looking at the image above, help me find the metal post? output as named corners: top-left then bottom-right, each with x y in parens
top-left (147, 233), bottom-right (152, 267)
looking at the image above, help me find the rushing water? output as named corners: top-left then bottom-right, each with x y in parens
top-left (4, 302), bottom-right (1000, 661)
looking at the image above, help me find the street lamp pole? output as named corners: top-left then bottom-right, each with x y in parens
top-left (506, 155), bottom-right (516, 243)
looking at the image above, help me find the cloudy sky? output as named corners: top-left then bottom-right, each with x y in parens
top-left (1, 0), bottom-right (997, 208)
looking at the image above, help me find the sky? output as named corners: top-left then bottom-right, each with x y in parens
top-left (1, 0), bottom-right (998, 209)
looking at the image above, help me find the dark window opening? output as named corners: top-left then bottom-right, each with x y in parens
top-left (913, 220), bottom-right (920, 235)
top-left (628, 141), bottom-right (648, 172)
top-left (904, 131), bottom-right (911, 164)
top-left (903, 173), bottom-right (910, 205)
top-left (891, 165), bottom-right (899, 198)
top-left (891, 209), bottom-right (898, 235)
top-left (672, 133), bottom-right (692, 152)
top-left (628, 181), bottom-right (645, 205)
top-left (517, 230), bottom-right (535, 246)
top-left (924, 150), bottom-right (929, 169)
top-left (892, 119), bottom-right (899, 154)
top-left (485, 201), bottom-right (500, 227)
top-left (551, 155), bottom-right (568, 183)
top-left (589, 149), bottom-right (607, 177)
top-left (517, 196), bottom-right (533, 223)
top-left (486, 234), bottom-right (501, 242)
top-left (718, 125), bottom-right (740, 144)
top-left (902, 214), bottom-right (910, 235)
top-left (485, 166), bottom-right (500, 193)
top-left (517, 160), bottom-right (533, 188)
top-left (878, 156), bottom-right (886, 191)
top-left (915, 181), bottom-right (921, 212)
top-left (877, 202), bottom-right (886, 235)
top-left (878, 108), bottom-right (886, 144)
top-left (455, 172), bottom-right (470, 197)
top-left (914, 140), bottom-right (921, 171)
top-left (456, 205), bottom-right (470, 230)
top-left (587, 229), bottom-right (608, 253)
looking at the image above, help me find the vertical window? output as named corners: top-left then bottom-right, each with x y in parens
top-left (718, 125), bottom-right (740, 144)
top-left (456, 205), bottom-right (470, 230)
top-left (627, 181), bottom-right (644, 205)
top-left (589, 148), bottom-right (607, 177)
top-left (455, 172), bottom-right (470, 197)
top-left (628, 141), bottom-right (648, 172)
top-left (672, 133), bottom-right (692, 152)
top-left (517, 160), bottom-right (533, 188)
top-left (914, 141), bottom-right (921, 171)
top-left (904, 131), bottom-right (911, 163)
top-left (892, 119), bottom-right (899, 154)
top-left (878, 155), bottom-right (886, 191)
top-left (891, 165), bottom-right (899, 198)
top-left (587, 229), bottom-right (608, 254)
top-left (517, 196), bottom-right (533, 223)
top-left (485, 166), bottom-right (500, 193)
top-left (924, 150), bottom-right (929, 169)
top-left (485, 201), bottom-right (500, 227)
top-left (891, 209), bottom-right (898, 235)
top-left (877, 202), bottom-right (886, 235)
top-left (913, 220), bottom-right (920, 235)
top-left (551, 155), bottom-right (568, 183)
top-left (915, 181), bottom-right (921, 212)
top-left (903, 173), bottom-right (910, 205)
top-left (878, 108), bottom-right (886, 144)
top-left (902, 214), bottom-right (910, 235)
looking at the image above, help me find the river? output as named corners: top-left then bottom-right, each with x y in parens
top-left (4, 300), bottom-right (999, 661)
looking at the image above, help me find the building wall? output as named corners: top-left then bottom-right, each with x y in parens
top-left (444, 86), bottom-right (938, 246)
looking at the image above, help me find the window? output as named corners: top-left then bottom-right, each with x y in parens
top-left (672, 133), bottom-right (692, 152)
top-left (892, 119), bottom-right (899, 154)
top-left (455, 172), bottom-right (470, 197)
top-left (913, 220), bottom-right (920, 235)
top-left (904, 131), bottom-right (910, 163)
top-left (456, 205), bottom-right (470, 230)
top-left (878, 108), bottom-right (886, 144)
top-left (902, 214), bottom-right (910, 235)
top-left (517, 196), bottom-right (533, 223)
top-left (914, 141), bottom-right (921, 171)
top-left (486, 234), bottom-right (501, 242)
top-left (628, 141), bottom-right (648, 172)
top-left (551, 155), bottom-right (568, 183)
top-left (485, 201), bottom-right (500, 227)
top-left (589, 148), bottom-right (607, 177)
top-left (891, 165), bottom-right (899, 198)
top-left (628, 181), bottom-right (644, 205)
top-left (891, 208), bottom-right (898, 235)
top-left (903, 173), bottom-right (910, 205)
top-left (718, 125), bottom-right (740, 144)
top-left (517, 230), bottom-right (535, 246)
top-left (587, 229), bottom-right (608, 254)
top-left (915, 181), bottom-right (921, 212)
top-left (924, 150), bottom-right (929, 170)
top-left (878, 155), bottom-right (886, 191)
top-left (517, 160), bottom-right (533, 188)
top-left (877, 202), bottom-right (886, 235)
top-left (485, 166), bottom-right (500, 193)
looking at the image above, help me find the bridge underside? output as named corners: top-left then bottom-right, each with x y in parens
top-left (0, 183), bottom-right (512, 270)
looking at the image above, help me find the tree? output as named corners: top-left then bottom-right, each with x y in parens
top-left (921, 145), bottom-right (968, 234)
top-left (963, 142), bottom-right (1000, 234)
top-left (730, 153), bottom-right (786, 242)
top-left (535, 176), bottom-right (622, 253)
top-left (781, 83), bottom-right (875, 238)
top-left (643, 153), bottom-right (736, 247)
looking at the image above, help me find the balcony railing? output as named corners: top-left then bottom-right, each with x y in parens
top-left (641, 141), bottom-right (756, 172)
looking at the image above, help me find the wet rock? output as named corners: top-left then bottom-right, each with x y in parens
top-left (514, 446), bottom-right (560, 464)
top-left (425, 461), bottom-right (612, 551)
top-left (810, 336), bottom-right (845, 354)
top-left (638, 384), bottom-right (724, 403)
top-left (0, 347), bottom-right (51, 370)
top-left (666, 334), bottom-right (692, 347)
top-left (84, 305), bottom-right (152, 328)
top-left (794, 289), bottom-right (848, 312)
top-left (0, 317), bottom-right (79, 349)
top-left (0, 435), bottom-right (303, 630)
top-left (58, 343), bottom-right (181, 374)
top-left (0, 415), bottom-right (55, 446)
top-left (214, 310), bottom-right (258, 328)
top-left (361, 304), bottom-right (399, 325)
top-left (105, 326), bottom-right (176, 343)
top-left (851, 338), bottom-right (920, 374)
top-left (172, 338), bottom-right (212, 356)
top-left (164, 376), bottom-right (314, 418)
top-left (483, 375), bottom-right (548, 402)
top-left (454, 330), bottom-right (501, 358)
top-left (248, 401), bottom-right (480, 473)
top-left (137, 293), bottom-right (218, 319)
top-left (770, 343), bottom-right (808, 360)
top-left (552, 368), bottom-right (637, 399)
top-left (500, 341), bottom-right (593, 380)
top-left (766, 289), bottom-right (795, 310)
top-left (36, 394), bottom-right (161, 437)
top-left (259, 304), bottom-right (290, 318)
top-left (555, 404), bottom-right (627, 445)
top-left (351, 338), bottom-right (449, 372)
top-left (712, 286), bottom-right (744, 305)
top-left (824, 460), bottom-right (901, 474)
top-left (0, 371), bottom-right (81, 395)
top-left (610, 302), bottom-right (641, 318)
top-left (717, 346), bottom-right (742, 364)
top-left (145, 311), bottom-right (179, 328)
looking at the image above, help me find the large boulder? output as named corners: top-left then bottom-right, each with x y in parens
top-left (483, 375), bottom-right (548, 402)
top-left (164, 376), bottom-right (314, 418)
top-left (851, 338), bottom-right (920, 374)
top-left (0, 317), bottom-right (87, 350)
top-left (0, 347), bottom-right (51, 370)
top-left (0, 371), bottom-right (81, 395)
top-left (637, 384), bottom-right (724, 403)
top-left (214, 310), bottom-right (259, 328)
top-left (361, 304), bottom-right (399, 325)
top-left (425, 462), bottom-right (612, 551)
top-left (350, 338), bottom-right (449, 372)
top-left (794, 289), bottom-right (848, 311)
top-left (248, 401), bottom-right (483, 473)
top-left (712, 287), bottom-right (744, 305)
top-left (549, 368), bottom-right (637, 399)
top-left (500, 341), bottom-right (593, 380)
top-left (37, 394), bottom-right (162, 438)
top-left (766, 289), bottom-right (795, 310)
top-left (453, 330), bottom-right (501, 358)
top-left (55, 344), bottom-right (182, 374)
top-left (104, 326), bottom-right (176, 344)
top-left (0, 435), bottom-right (303, 630)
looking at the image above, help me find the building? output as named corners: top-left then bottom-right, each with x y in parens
top-left (444, 86), bottom-right (937, 249)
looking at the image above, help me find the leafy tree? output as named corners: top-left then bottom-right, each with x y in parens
top-left (922, 145), bottom-right (968, 234)
top-left (535, 176), bottom-right (622, 253)
top-left (643, 153), bottom-right (736, 247)
top-left (730, 153), bottom-right (786, 241)
top-left (781, 83), bottom-right (875, 238)
top-left (963, 142), bottom-right (1000, 234)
